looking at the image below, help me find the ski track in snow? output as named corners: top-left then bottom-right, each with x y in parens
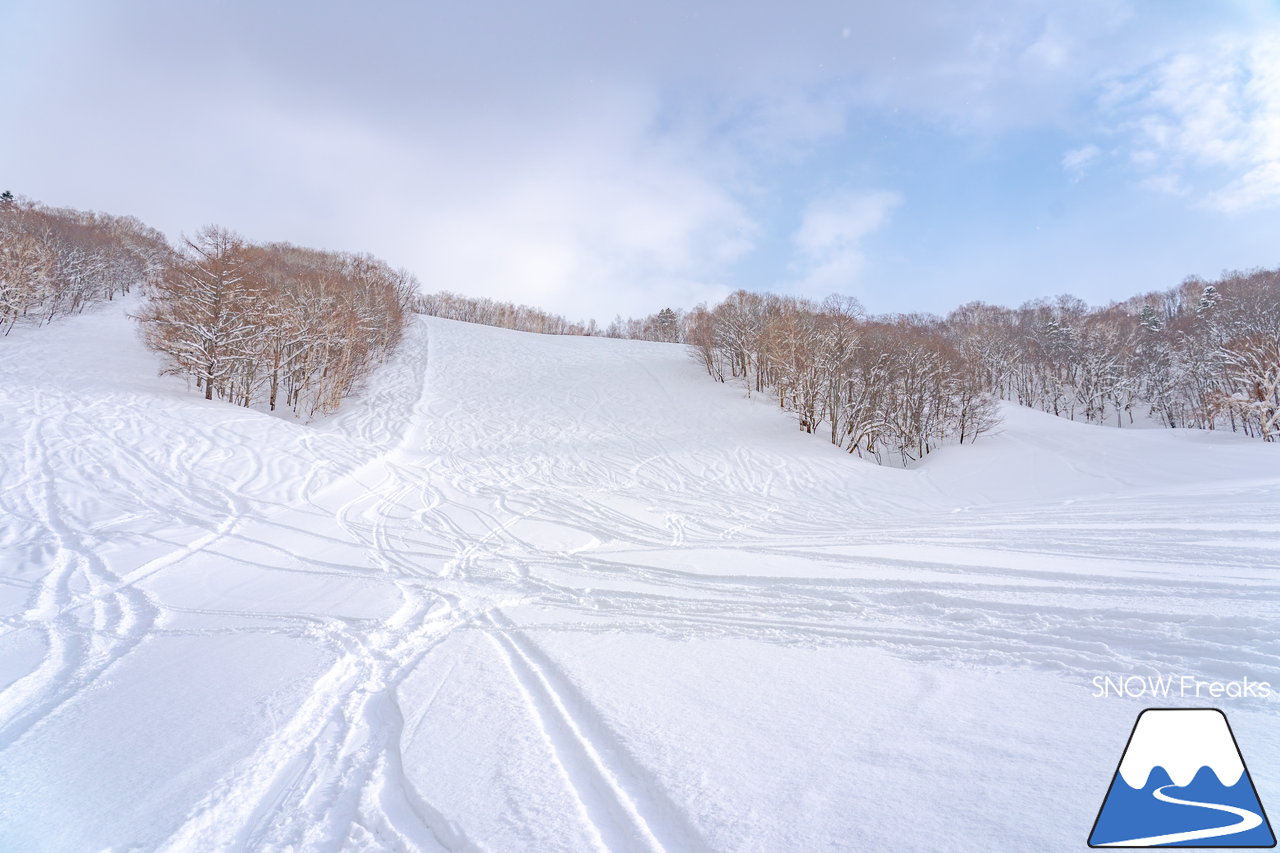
top-left (1, 301), bottom-right (1278, 851)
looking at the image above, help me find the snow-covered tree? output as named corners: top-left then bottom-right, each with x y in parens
top-left (138, 227), bottom-right (258, 400)
top-left (139, 232), bottom-right (414, 417)
top-left (0, 198), bottom-right (167, 333)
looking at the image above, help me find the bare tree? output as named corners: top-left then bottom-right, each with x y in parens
top-left (138, 232), bottom-right (414, 417)
top-left (0, 198), bottom-right (168, 334)
top-left (138, 227), bottom-right (258, 400)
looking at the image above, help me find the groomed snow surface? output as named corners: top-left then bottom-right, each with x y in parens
top-left (1, 298), bottom-right (1277, 852)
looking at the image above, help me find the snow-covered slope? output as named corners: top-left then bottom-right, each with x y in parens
top-left (0, 299), bottom-right (1277, 851)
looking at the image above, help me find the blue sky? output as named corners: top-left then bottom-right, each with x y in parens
top-left (4, 0), bottom-right (1280, 319)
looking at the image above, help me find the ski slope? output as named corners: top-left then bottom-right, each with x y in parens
top-left (0, 298), bottom-right (1278, 851)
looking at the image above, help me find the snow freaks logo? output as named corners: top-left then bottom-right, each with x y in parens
top-left (1092, 674), bottom-right (1272, 700)
top-left (1088, 709), bottom-right (1275, 848)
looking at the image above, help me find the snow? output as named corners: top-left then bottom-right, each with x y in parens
top-left (1, 297), bottom-right (1278, 851)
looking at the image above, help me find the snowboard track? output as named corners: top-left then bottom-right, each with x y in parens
top-left (2, 311), bottom-right (1279, 851)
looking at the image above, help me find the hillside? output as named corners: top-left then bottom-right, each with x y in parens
top-left (0, 299), bottom-right (1277, 851)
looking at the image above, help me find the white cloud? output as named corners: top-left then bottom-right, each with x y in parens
top-left (412, 141), bottom-right (756, 318)
top-left (1062, 143), bottom-right (1101, 178)
top-left (5, 0), bottom-right (1277, 321)
top-left (789, 190), bottom-right (902, 296)
top-left (1102, 32), bottom-right (1280, 212)
top-left (1022, 16), bottom-right (1074, 70)
top-left (1138, 173), bottom-right (1189, 197)
top-left (1211, 161), bottom-right (1280, 213)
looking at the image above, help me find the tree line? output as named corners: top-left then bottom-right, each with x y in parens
top-left (0, 194), bottom-right (169, 334)
top-left (2, 194), bottom-right (415, 418)
top-left (138, 227), bottom-right (416, 418)
top-left (415, 291), bottom-right (599, 336)
top-left (943, 270), bottom-right (1280, 441)
top-left (413, 291), bottom-right (685, 342)
top-left (681, 269), bottom-right (1280, 459)
top-left (414, 272), bottom-right (1279, 456)
top-left (684, 292), bottom-right (999, 465)
top-left (8, 193), bottom-right (1274, 440)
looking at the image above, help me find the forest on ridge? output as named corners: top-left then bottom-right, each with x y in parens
top-left (3, 193), bottom-right (1278, 452)
top-left (1, 196), bottom-right (415, 418)
top-left (417, 272), bottom-right (1280, 462)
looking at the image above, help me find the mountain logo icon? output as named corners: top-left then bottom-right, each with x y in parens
top-left (1089, 708), bottom-right (1275, 847)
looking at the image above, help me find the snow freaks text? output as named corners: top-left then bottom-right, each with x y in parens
top-left (1092, 675), bottom-right (1272, 700)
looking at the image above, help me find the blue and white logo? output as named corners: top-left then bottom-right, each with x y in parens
top-left (1089, 708), bottom-right (1275, 847)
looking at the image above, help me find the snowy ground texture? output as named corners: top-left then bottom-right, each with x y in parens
top-left (1, 298), bottom-right (1278, 852)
